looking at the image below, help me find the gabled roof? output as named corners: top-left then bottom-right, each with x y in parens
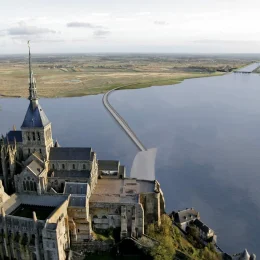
top-left (174, 208), bottom-right (199, 224)
top-left (49, 147), bottom-right (93, 161)
top-left (69, 196), bottom-right (86, 207)
top-left (21, 102), bottom-right (50, 128)
top-left (6, 131), bottom-right (23, 143)
top-left (64, 182), bottom-right (88, 195)
top-left (193, 219), bottom-right (210, 234)
top-left (26, 160), bottom-right (44, 176)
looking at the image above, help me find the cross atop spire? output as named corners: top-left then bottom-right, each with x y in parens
top-left (28, 41), bottom-right (38, 109)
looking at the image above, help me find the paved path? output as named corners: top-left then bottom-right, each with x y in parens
top-left (103, 87), bottom-right (146, 151)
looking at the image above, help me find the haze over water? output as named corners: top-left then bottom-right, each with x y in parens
top-left (1, 65), bottom-right (260, 255)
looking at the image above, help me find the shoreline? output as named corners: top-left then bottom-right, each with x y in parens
top-left (0, 71), bottom-right (225, 99)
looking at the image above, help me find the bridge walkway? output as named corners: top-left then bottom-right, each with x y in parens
top-left (103, 87), bottom-right (146, 151)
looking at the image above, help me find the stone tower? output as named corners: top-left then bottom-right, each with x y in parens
top-left (21, 41), bottom-right (53, 159)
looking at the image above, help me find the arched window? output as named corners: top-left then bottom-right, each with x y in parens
top-left (23, 181), bottom-right (26, 190)
top-left (72, 164), bottom-right (75, 170)
top-left (30, 181), bottom-right (34, 191)
top-left (34, 182), bottom-right (37, 191)
top-left (26, 181), bottom-right (30, 191)
top-left (30, 234), bottom-right (35, 246)
top-left (83, 164), bottom-right (86, 170)
top-left (102, 216), bottom-right (107, 219)
top-left (32, 132), bottom-right (36, 141)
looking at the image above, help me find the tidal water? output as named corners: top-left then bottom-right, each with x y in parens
top-left (1, 68), bottom-right (260, 255)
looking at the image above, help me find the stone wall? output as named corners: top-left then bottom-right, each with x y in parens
top-left (140, 192), bottom-right (161, 228)
top-left (71, 240), bottom-right (114, 253)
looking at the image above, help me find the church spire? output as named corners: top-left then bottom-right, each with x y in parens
top-left (28, 41), bottom-right (38, 109)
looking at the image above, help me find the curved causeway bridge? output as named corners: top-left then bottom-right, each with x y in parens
top-left (103, 87), bottom-right (147, 151)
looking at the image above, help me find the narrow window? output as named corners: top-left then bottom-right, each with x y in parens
top-left (23, 181), bottom-right (26, 190)
top-left (52, 164), bottom-right (55, 169)
top-left (62, 164), bottom-right (65, 170)
top-left (32, 132), bottom-right (36, 141)
top-left (37, 132), bottom-right (41, 141)
top-left (83, 164), bottom-right (86, 170)
top-left (34, 182), bottom-right (37, 191)
top-left (39, 149), bottom-right (42, 154)
top-left (26, 181), bottom-right (30, 191)
top-left (78, 229), bottom-right (80, 233)
top-left (27, 132), bottom-right (30, 141)
top-left (73, 164), bottom-right (75, 170)
top-left (30, 181), bottom-right (34, 191)
top-left (28, 148), bottom-right (30, 154)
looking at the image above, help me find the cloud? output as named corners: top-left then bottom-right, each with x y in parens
top-left (67, 22), bottom-right (104, 29)
top-left (135, 12), bottom-right (151, 16)
top-left (154, 20), bottom-right (168, 26)
top-left (193, 39), bottom-right (260, 44)
top-left (7, 22), bottom-right (56, 36)
top-left (93, 30), bottom-right (110, 38)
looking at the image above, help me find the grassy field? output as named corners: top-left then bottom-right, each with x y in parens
top-left (0, 54), bottom-right (251, 98)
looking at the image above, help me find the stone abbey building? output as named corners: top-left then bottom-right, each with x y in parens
top-left (0, 47), bottom-right (165, 259)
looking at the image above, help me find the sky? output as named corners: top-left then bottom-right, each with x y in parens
top-left (1, 0), bottom-right (260, 54)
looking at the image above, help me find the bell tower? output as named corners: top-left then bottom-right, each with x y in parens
top-left (21, 41), bottom-right (53, 159)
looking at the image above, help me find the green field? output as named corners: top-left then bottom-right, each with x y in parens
top-left (0, 54), bottom-right (251, 98)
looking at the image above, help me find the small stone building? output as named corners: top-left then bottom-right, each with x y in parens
top-left (170, 208), bottom-right (200, 231)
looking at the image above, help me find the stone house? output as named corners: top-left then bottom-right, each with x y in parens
top-left (193, 219), bottom-right (217, 243)
top-left (170, 208), bottom-right (200, 231)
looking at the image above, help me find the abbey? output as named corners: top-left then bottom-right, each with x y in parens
top-left (0, 46), bottom-right (165, 260)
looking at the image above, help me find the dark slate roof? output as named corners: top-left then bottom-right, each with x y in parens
top-left (174, 208), bottom-right (199, 223)
top-left (69, 196), bottom-right (86, 207)
top-left (6, 131), bottom-right (23, 143)
top-left (21, 103), bottom-right (50, 128)
top-left (48, 170), bottom-right (90, 178)
top-left (49, 147), bottom-right (92, 161)
top-left (98, 160), bottom-right (119, 171)
top-left (193, 219), bottom-right (210, 234)
top-left (64, 182), bottom-right (88, 195)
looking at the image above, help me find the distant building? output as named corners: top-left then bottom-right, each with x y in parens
top-left (226, 249), bottom-right (256, 260)
top-left (170, 208), bottom-right (217, 244)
